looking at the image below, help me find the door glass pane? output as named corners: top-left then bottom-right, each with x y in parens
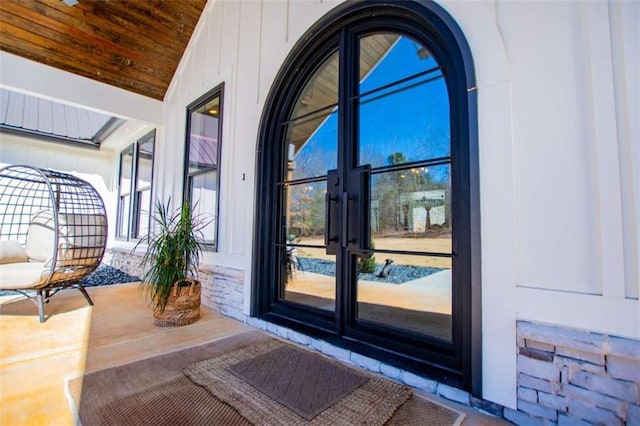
top-left (358, 34), bottom-right (450, 168)
top-left (281, 179), bottom-right (335, 312)
top-left (356, 254), bottom-right (452, 342)
top-left (370, 164), bottom-right (451, 254)
top-left (284, 51), bottom-right (339, 180)
top-left (190, 171), bottom-right (217, 244)
top-left (282, 246), bottom-right (336, 312)
top-left (359, 33), bottom-right (437, 89)
top-left (284, 181), bottom-right (327, 240)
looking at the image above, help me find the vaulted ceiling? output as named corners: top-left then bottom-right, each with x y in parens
top-left (0, 0), bottom-right (208, 101)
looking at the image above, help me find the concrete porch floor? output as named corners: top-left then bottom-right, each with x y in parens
top-left (0, 283), bottom-right (506, 425)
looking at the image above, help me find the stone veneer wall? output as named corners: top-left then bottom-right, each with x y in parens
top-left (509, 321), bottom-right (640, 425)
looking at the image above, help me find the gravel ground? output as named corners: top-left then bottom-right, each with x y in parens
top-left (0, 265), bottom-right (140, 296)
top-left (297, 257), bottom-right (442, 284)
top-left (80, 265), bottom-right (140, 287)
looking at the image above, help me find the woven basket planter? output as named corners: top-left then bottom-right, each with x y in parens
top-left (153, 279), bottom-right (201, 327)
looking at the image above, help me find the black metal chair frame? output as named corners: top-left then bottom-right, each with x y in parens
top-left (0, 165), bottom-right (108, 322)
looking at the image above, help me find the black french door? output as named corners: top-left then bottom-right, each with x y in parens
top-left (254, 2), bottom-right (479, 393)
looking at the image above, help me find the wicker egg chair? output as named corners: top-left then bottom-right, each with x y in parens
top-left (0, 165), bottom-right (108, 322)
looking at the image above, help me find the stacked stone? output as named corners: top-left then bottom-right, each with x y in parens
top-left (509, 321), bottom-right (640, 425)
top-left (198, 264), bottom-right (244, 321)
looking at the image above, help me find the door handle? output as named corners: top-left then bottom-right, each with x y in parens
top-left (324, 193), bottom-right (338, 244)
top-left (325, 170), bottom-right (340, 255)
top-left (342, 192), bottom-right (349, 248)
top-left (346, 165), bottom-right (372, 257)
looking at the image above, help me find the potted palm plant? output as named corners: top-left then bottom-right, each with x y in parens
top-left (137, 198), bottom-right (208, 327)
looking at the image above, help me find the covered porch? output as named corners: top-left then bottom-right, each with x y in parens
top-left (0, 282), bottom-right (503, 425)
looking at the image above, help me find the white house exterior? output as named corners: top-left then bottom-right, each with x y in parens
top-left (1, 1), bottom-right (638, 423)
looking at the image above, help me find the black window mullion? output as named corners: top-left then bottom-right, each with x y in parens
top-left (352, 65), bottom-right (443, 100)
top-left (370, 157), bottom-right (453, 175)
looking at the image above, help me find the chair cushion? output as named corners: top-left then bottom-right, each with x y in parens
top-left (25, 210), bottom-right (56, 262)
top-left (0, 261), bottom-right (49, 289)
top-left (0, 240), bottom-right (29, 264)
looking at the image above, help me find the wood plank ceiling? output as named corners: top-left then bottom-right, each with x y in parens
top-left (0, 0), bottom-right (207, 101)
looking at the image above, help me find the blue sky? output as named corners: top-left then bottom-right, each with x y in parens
top-left (294, 35), bottom-right (450, 183)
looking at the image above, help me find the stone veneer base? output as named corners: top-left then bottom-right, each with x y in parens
top-left (511, 321), bottom-right (640, 425)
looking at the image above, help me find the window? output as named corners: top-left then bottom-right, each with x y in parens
top-left (185, 84), bottom-right (224, 249)
top-left (116, 130), bottom-right (156, 240)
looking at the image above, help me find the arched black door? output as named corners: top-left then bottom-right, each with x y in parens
top-left (253, 1), bottom-right (480, 394)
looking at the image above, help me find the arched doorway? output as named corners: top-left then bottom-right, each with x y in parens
top-left (253, 0), bottom-right (480, 394)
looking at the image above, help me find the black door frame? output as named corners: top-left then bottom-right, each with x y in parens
top-left (252, 0), bottom-right (481, 396)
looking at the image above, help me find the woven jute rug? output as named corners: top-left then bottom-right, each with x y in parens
top-left (185, 339), bottom-right (412, 425)
top-left (89, 376), bottom-right (251, 426)
top-left (68, 331), bottom-right (464, 426)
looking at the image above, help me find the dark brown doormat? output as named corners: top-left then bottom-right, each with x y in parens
top-left (228, 345), bottom-right (368, 420)
top-left (68, 331), bottom-right (464, 426)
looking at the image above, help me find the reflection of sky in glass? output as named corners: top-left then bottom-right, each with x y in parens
top-left (293, 35), bottom-right (450, 183)
top-left (291, 110), bottom-right (338, 179)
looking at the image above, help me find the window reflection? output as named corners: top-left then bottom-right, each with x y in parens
top-left (284, 52), bottom-right (339, 181)
top-left (189, 97), bottom-right (219, 173)
top-left (358, 34), bottom-right (449, 168)
top-left (370, 164), bottom-right (451, 251)
top-left (190, 171), bottom-right (217, 243)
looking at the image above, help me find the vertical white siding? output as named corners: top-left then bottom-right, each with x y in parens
top-left (499, 2), bottom-right (600, 294)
